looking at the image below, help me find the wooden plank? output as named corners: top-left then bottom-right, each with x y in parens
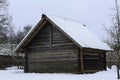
top-left (52, 43), bottom-right (74, 46)
top-left (79, 48), bottom-right (84, 73)
top-left (39, 25), bottom-right (51, 33)
top-left (83, 53), bottom-right (100, 56)
top-left (21, 20), bottom-right (47, 49)
top-left (28, 59), bottom-right (77, 65)
top-left (28, 53), bottom-right (78, 60)
top-left (52, 36), bottom-right (71, 40)
top-left (32, 39), bottom-right (50, 43)
top-left (103, 52), bottom-right (106, 70)
top-left (28, 50), bottom-right (77, 58)
top-left (50, 24), bottom-right (52, 47)
top-left (82, 48), bottom-right (106, 72)
top-left (52, 40), bottom-right (72, 44)
top-left (25, 22), bottom-right (82, 73)
top-left (27, 23), bottom-right (51, 47)
top-left (24, 50), bottom-right (28, 73)
top-left (28, 60), bottom-right (79, 73)
top-left (27, 46), bottom-right (77, 52)
top-left (83, 48), bottom-right (104, 53)
top-left (28, 49), bottom-right (78, 62)
top-left (29, 64), bottom-right (78, 70)
top-left (30, 42), bottom-right (49, 46)
top-left (83, 57), bottom-right (100, 60)
top-left (52, 33), bottom-right (63, 36)
top-left (84, 70), bottom-right (99, 73)
top-left (37, 34), bottom-right (50, 38)
top-left (28, 57), bottom-right (78, 62)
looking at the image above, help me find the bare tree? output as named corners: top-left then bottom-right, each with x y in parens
top-left (23, 25), bottom-right (32, 36)
top-left (105, 0), bottom-right (120, 79)
top-left (15, 25), bottom-right (32, 44)
top-left (14, 25), bottom-right (32, 68)
top-left (0, 0), bottom-right (12, 43)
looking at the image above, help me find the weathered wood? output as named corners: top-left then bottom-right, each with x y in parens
top-left (22, 20), bottom-right (47, 49)
top-left (27, 45), bottom-right (77, 52)
top-left (52, 43), bottom-right (74, 46)
top-left (103, 51), bottom-right (106, 70)
top-left (82, 48), bottom-right (106, 71)
top-left (79, 48), bottom-right (84, 73)
top-left (23, 22), bottom-right (106, 73)
top-left (28, 50), bottom-right (77, 58)
top-left (84, 70), bottom-right (100, 73)
top-left (28, 56), bottom-right (78, 62)
top-left (25, 24), bottom-right (80, 73)
top-left (28, 60), bottom-right (79, 73)
top-left (50, 24), bottom-right (52, 47)
top-left (24, 50), bottom-right (28, 73)
top-left (28, 58), bottom-right (78, 63)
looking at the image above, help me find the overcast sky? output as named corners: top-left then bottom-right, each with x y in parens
top-left (8, 0), bottom-right (115, 39)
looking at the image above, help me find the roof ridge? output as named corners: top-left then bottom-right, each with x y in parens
top-left (43, 13), bottom-right (85, 26)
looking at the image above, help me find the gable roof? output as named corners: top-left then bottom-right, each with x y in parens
top-left (15, 14), bottom-right (111, 52)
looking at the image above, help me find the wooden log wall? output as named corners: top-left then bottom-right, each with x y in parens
top-left (0, 55), bottom-right (24, 69)
top-left (26, 22), bottom-right (80, 73)
top-left (82, 48), bottom-right (106, 73)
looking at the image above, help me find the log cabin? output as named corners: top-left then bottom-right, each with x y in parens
top-left (15, 14), bottom-right (111, 73)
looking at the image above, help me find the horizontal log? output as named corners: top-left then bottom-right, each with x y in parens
top-left (83, 53), bottom-right (99, 56)
top-left (28, 67), bottom-right (79, 73)
top-left (84, 67), bottom-right (104, 70)
top-left (52, 34), bottom-right (70, 39)
top-left (52, 38), bottom-right (71, 41)
top-left (83, 57), bottom-right (100, 59)
top-left (52, 40), bottom-right (72, 44)
top-left (28, 60), bottom-right (78, 65)
top-left (83, 48), bottom-right (105, 53)
top-left (83, 54), bottom-right (99, 57)
top-left (29, 42), bottom-right (50, 46)
top-left (39, 26), bottom-right (50, 33)
top-left (52, 33), bottom-right (64, 36)
top-left (27, 45), bottom-right (77, 52)
top-left (29, 65), bottom-right (78, 70)
top-left (28, 57), bottom-right (78, 62)
top-left (84, 70), bottom-right (102, 73)
top-left (33, 37), bottom-right (50, 42)
top-left (28, 54), bottom-right (78, 60)
top-left (52, 30), bottom-right (62, 34)
top-left (28, 60), bottom-right (79, 73)
top-left (52, 43), bottom-right (75, 46)
top-left (28, 50), bottom-right (77, 57)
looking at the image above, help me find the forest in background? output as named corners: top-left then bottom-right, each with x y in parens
top-left (0, 0), bottom-right (32, 56)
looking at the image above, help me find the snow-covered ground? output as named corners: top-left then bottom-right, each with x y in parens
top-left (0, 66), bottom-right (117, 80)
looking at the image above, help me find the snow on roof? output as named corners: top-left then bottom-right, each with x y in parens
top-left (15, 14), bottom-right (111, 52)
top-left (46, 14), bottom-right (111, 51)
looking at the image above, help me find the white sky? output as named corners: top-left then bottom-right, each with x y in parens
top-left (8, 0), bottom-right (115, 39)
